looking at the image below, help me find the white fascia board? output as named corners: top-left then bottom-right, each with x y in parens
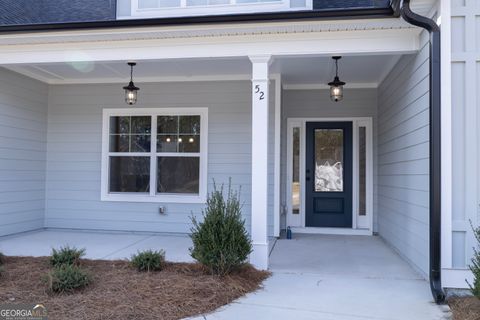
top-left (0, 19), bottom-right (412, 45)
top-left (0, 29), bottom-right (420, 65)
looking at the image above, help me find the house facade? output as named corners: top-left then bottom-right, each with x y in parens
top-left (0, 0), bottom-right (477, 298)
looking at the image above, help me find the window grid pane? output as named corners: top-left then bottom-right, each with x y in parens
top-left (109, 116), bottom-right (151, 153)
top-left (157, 115), bottom-right (200, 153)
top-left (109, 156), bottom-right (150, 193)
top-left (157, 156), bottom-right (200, 194)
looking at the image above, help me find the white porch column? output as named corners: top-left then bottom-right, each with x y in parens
top-left (249, 55), bottom-right (271, 270)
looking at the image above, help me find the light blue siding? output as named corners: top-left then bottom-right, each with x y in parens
top-left (377, 31), bottom-right (430, 278)
top-left (0, 67), bottom-right (48, 236)
top-left (45, 81), bottom-right (276, 236)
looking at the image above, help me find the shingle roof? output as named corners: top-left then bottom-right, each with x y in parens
top-left (0, 0), bottom-right (116, 26)
top-left (0, 0), bottom-right (390, 27)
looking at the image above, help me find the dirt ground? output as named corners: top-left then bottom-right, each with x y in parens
top-left (449, 296), bottom-right (480, 320)
top-left (0, 256), bottom-right (270, 320)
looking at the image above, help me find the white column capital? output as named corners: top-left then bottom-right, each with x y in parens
top-left (248, 55), bottom-right (273, 65)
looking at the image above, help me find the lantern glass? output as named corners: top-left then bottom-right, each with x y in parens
top-left (330, 85), bottom-right (343, 102)
top-left (125, 88), bottom-right (138, 105)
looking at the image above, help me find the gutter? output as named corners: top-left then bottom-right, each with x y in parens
top-left (0, 7), bottom-right (394, 33)
top-left (396, 0), bottom-right (445, 304)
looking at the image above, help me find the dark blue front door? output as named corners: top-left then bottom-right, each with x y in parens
top-left (305, 122), bottom-right (353, 228)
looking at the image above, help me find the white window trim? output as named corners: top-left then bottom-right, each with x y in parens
top-left (101, 107), bottom-right (208, 204)
top-left (121, 0), bottom-right (311, 19)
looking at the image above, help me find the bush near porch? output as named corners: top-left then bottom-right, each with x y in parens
top-left (0, 255), bottom-right (269, 320)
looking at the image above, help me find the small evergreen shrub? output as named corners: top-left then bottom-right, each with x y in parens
top-left (190, 182), bottom-right (252, 276)
top-left (50, 246), bottom-right (85, 267)
top-left (467, 221), bottom-right (480, 298)
top-left (0, 252), bottom-right (5, 265)
top-left (130, 250), bottom-right (165, 272)
top-left (46, 265), bottom-right (91, 294)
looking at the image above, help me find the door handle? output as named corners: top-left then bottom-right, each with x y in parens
top-left (306, 169), bottom-right (311, 181)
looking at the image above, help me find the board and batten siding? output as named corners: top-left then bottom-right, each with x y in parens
top-left (377, 30), bottom-right (430, 278)
top-left (0, 67), bottom-right (48, 236)
top-left (45, 81), bottom-right (276, 236)
top-left (448, 0), bottom-right (480, 279)
top-left (281, 88), bottom-right (378, 230)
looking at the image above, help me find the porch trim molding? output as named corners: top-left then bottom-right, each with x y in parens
top-left (0, 29), bottom-right (419, 65)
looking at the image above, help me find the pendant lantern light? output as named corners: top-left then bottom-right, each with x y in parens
top-left (123, 62), bottom-right (140, 105)
top-left (328, 56), bottom-right (346, 102)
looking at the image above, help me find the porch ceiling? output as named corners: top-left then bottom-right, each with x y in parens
top-left (5, 54), bottom-right (401, 87)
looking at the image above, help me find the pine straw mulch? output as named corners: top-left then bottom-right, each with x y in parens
top-left (448, 296), bottom-right (480, 320)
top-left (0, 256), bottom-right (270, 320)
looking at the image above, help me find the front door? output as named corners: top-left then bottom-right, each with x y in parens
top-left (305, 122), bottom-right (353, 228)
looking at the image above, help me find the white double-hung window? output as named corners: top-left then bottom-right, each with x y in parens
top-left (101, 108), bottom-right (208, 203)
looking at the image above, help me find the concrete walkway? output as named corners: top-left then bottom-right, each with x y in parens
top-left (0, 229), bottom-right (194, 262)
top-left (0, 230), bottom-right (450, 319)
top-left (190, 234), bottom-right (451, 320)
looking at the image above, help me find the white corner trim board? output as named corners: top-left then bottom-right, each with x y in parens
top-left (101, 107), bottom-right (208, 204)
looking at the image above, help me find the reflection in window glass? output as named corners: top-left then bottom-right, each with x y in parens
top-left (157, 157), bottom-right (200, 194)
top-left (359, 127), bottom-right (366, 216)
top-left (157, 115), bottom-right (200, 153)
top-left (109, 157), bottom-right (150, 193)
top-left (109, 116), bottom-right (151, 153)
top-left (314, 129), bottom-right (343, 192)
top-left (292, 127), bottom-right (300, 214)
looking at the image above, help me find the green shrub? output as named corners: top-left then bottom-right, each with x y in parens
top-left (130, 250), bottom-right (165, 272)
top-left (467, 221), bottom-right (480, 298)
top-left (0, 252), bottom-right (5, 265)
top-left (46, 265), bottom-right (91, 294)
top-left (190, 182), bottom-right (252, 276)
top-left (0, 265), bottom-right (4, 277)
top-left (50, 246), bottom-right (85, 267)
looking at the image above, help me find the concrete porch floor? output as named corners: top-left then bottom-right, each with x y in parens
top-left (0, 230), bottom-right (450, 319)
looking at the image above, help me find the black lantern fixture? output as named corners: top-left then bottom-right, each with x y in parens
top-left (328, 56), bottom-right (346, 102)
top-left (123, 62), bottom-right (139, 105)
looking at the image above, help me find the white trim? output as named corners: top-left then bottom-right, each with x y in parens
top-left (272, 73), bottom-right (282, 237)
top-left (3, 67), bottom-right (251, 85)
top-left (123, 0), bottom-right (309, 20)
top-left (101, 107), bottom-right (208, 204)
top-left (440, 0), bottom-right (453, 271)
top-left (0, 29), bottom-right (420, 65)
top-left (249, 55), bottom-right (271, 270)
top-left (283, 83), bottom-right (379, 90)
top-left (285, 117), bottom-right (373, 234)
top-left (291, 227), bottom-right (372, 236)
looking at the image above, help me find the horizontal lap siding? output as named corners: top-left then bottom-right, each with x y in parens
top-left (0, 67), bottom-right (48, 236)
top-left (46, 81), bottom-right (271, 235)
top-left (377, 31), bottom-right (430, 278)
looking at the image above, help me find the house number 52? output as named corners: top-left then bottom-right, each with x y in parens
top-left (255, 85), bottom-right (265, 100)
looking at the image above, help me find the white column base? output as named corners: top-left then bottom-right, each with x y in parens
top-left (250, 242), bottom-right (269, 270)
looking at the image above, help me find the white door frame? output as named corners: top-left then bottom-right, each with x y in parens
top-left (286, 117), bottom-right (373, 235)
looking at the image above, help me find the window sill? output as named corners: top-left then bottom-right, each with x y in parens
top-left (101, 193), bottom-right (207, 204)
